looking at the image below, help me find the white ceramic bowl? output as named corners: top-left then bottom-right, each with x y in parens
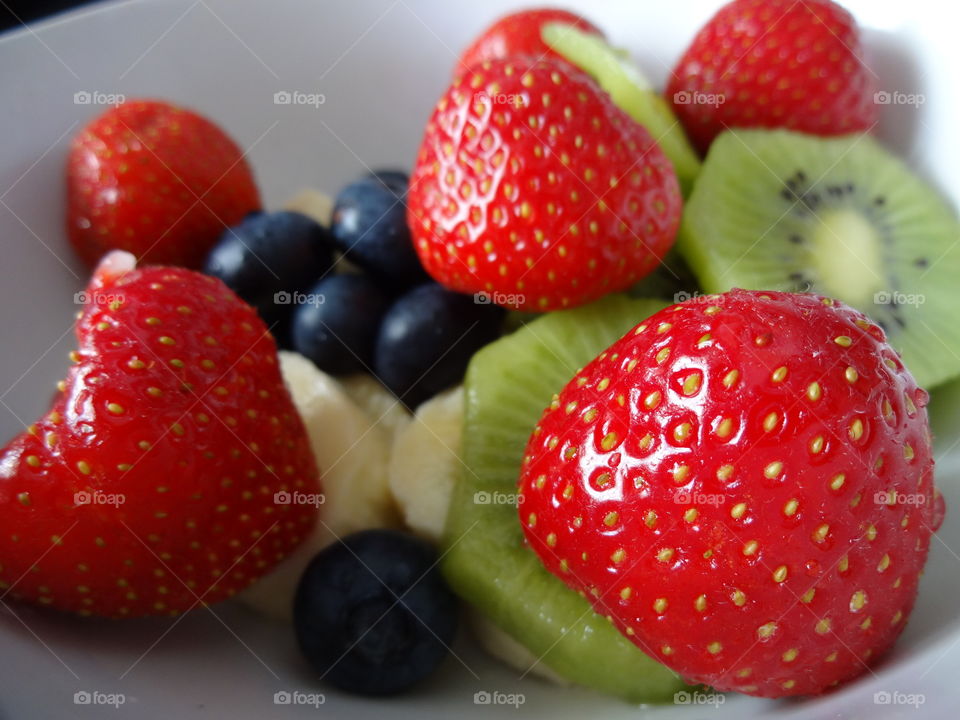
top-left (0, 1), bottom-right (958, 717)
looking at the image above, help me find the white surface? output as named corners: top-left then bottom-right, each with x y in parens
top-left (0, 0), bottom-right (958, 718)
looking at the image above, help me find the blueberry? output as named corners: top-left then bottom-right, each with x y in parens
top-left (331, 174), bottom-right (428, 290)
top-left (367, 169), bottom-right (409, 195)
top-left (203, 211), bottom-right (334, 345)
top-left (294, 529), bottom-right (459, 696)
top-left (374, 284), bottom-right (504, 408)
top-left (291, 274), bottom-right (391, 376)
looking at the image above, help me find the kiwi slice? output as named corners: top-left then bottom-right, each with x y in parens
top-left (543, 22), bottom-right (701, 195)
top-left (442, 295), bottom-right (689, 702)
top-left (928, 377), bottom-right (960, 453)
top-left (679, 129), bottom-right (960, 389)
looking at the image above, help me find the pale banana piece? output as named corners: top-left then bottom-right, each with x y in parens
top-left (283, 188), bottom-right (334, 226)
top-left (469, 611), bottom-right (569, 686)
top-left (340, 374), bottom-right (412, 439)
top-left (388, 386), bottom-right (464, 543)
top-left (388, 385), bottom-right (564, 685)
top-left (238, 351), bottom-right (399, 621)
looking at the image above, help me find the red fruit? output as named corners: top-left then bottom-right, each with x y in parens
top-left (408, 59), bottom-right (681, 312)
top-left (458, 8), bottom-right (603, 72)
top-left (0, 252), bottom-right (319, 618)
top-left (67, 99), bottom-right (261, 269)
top-left (519, 290), bottom-right (943, 697)
top-left (666, 0), bottom-right (877, 154)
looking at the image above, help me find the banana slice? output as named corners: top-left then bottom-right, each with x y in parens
top-left (283, 188), bottom-right (334, 226)
top-left (340, 374), bottom-right (411, 439)
top-left (238, 351), bottom-right (399, 621)
top-left (388, 384), bottom-right (564, 683)
top-left (388, 385), bottom-right (464, 543)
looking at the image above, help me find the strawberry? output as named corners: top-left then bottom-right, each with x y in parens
top-left (458, 8), bottom-right (604, 72)
top-left (67, 99), bottom-right (261, 269)
top-left (666, 0), bottom-right (877, 154)
top-left (0, 251), bottom-right (319, 618)
top-left (518, 289), bottom-right (943, 697)
top-left (407, 59), bottom-right (681, 312)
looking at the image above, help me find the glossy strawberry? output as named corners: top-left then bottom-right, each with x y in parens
top-left (458, 8), bottom-right (603, 72)
top-left (0, 252), bottom-right (319, 618)
top-left (519, 290), bottom-right (942, 697)
top-left (667, 0), bottom-right (877, 154)
top-left (67, 99), bottom-right (261, 269)
top-left (408, 59), bottom-right (681, 312)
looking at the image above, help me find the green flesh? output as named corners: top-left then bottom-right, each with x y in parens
top-left (678, 129), bottom-right (960, 389)
top-left (442, 295), bottom-right (690, 703)
top-left (928, 377), bottom-right (960, 453)
top-left (542, 22), bottom-right (701, 196)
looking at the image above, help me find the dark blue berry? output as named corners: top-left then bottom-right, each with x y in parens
top-left (374, 284), bottom-right (504, 408)
top-left (367, 169), bottom-right (409, 196)
top-left (203, 211), bottom-right (334, 345)
top-left (331, 174), bottom-right (428, 290)
top-left (294, 530), bottom-right (458, 696)
top-left (291, 274), bottom-right (390, 376)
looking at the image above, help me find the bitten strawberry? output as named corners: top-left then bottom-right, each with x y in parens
top-left (408, 59), bottom-right (681, 312)
top-left (67, 99), bottom-right (261, 269)
top-left (666, 0), bottom-right (877, 154)
top-left (458, 8), bottom-right (603, 72)
top-left (0, 252), bottom-right (319, 618)
top-left (518, 290), bottom-right (943, 697)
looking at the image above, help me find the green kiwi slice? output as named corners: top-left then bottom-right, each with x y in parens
top-left (928, 377), bottom-right (960, 452)
top-left (542, 22), bottom-right (701, 195)
top-left (442, 294), bottom-right (689, 702)
top-left (678, 129), bottom-right (960, 389)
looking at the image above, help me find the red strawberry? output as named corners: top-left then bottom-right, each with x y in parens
top-left (518, 290), bottom-right (943, 697)
top-left (666, 0), bottom-right (877, 154)
top-left (0, 251), bottom-right (319, 618)
top-left (67, 99), bottom-right (261, 269)
top-left (408, 59), bottom-right (681, 312)
top-left (458, 8), bottom-right (604, 72)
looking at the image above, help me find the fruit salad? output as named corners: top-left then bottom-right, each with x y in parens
top-left (1, 0), bottom-right (957, 708)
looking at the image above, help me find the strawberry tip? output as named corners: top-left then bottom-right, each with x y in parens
top-left (92, 250), bottom-right (137, 286)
